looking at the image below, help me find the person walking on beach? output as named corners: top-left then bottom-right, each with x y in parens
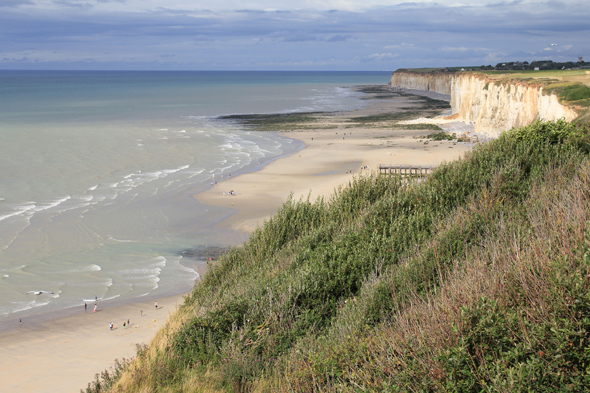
top-left (84, 303), bottom-right (87, 311)
top-left (109, 322), bottom-right (113, 331)
top-left (154, 301), bottom-right (158, 310)
top-left (94, 304), bottom-right (97, 312)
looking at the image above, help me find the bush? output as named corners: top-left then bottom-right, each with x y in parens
top-left (561, 84), bottom-right (590, 102)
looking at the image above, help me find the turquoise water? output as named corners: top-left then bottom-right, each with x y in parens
top-left (0, 71), bottom-right (390, 320)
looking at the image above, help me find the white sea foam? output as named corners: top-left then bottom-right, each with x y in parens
top-left (38, 196), bottom-right (72, 212)
top-left (0, 196), bottom-right (72, 223)
top-left (186, 169), bottom-right (205, 178)
top-left (153, 256), bottom-right (167, 268)
top-left (164, 180), bottom-right (180, 188)
top-left (0, 203), bottom-right (36, 222)
top-left (119, 267), bottom-right (161, 277)
top-left (100, 294), bottom-right (121, 302)
top-left (108, 236), bottom-right (137, 243)
top-left (163, 165), bottom-right (189, 174)
top-left (63, 264), bottom-right (102, 274)
top-left (10, 300), bottom-right (52, 314)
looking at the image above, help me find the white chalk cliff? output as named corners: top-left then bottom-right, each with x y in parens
top-left (391, 71), bottom-right (578, 137)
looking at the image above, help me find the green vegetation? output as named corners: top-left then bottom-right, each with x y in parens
top-left (391, 123), bottom-right (442, 131)
top-left (544, 83), bottom-right (590, 111)
top-left (427, 131), bottom-right (455, 140)
top-left (88, 119), bottom-right (590, 393)
top-left (218, 112), bottom-right (329, 131)
top-left (395, 67), bottom-right (479, 73)
top-left (348, 111), bottom-right (423, 123)
top-left (561, 84), bottom-right (590, 102)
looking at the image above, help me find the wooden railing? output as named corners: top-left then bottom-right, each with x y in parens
top-left (379, 165), bottom-right (434, 178)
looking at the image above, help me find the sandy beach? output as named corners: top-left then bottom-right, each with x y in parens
top-left (196, 94), bottom-right (473, 234)
top-left (0, 294), bottom-right (184, 392)
top-left (0, 88), bottom-right (474, 392)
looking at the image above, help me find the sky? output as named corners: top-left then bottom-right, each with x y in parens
top-left (1, 0), bottom-right (588, 70)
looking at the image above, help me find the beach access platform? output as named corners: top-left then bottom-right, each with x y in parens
top-left (379, 164), bottom-right (434, 178)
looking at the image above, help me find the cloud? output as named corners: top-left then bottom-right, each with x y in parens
top-left (0, 0), bottom-right (35, 7)
top-left (0, 0), bottom-right (588, 70)
top-left (327, 34), bottom-right (350, 42)
top-left (367, 52), bottom-right (399, 61)
top-left (384, 42), bottom-right (414, 49)
top-left (441, 47), bottom-right (470, 51)
top-left (52, 0), bottom-right (92, 9)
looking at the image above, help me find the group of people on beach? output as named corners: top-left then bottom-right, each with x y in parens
top-left (81, 297), bottom-right (159, 331)
top-left (108, 319), bottom-right (131, 331)
top-left (211, 173), bottom-right (232, 186)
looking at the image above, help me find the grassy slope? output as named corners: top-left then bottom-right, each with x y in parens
top-left (88, 120), bottom-right (590, 392)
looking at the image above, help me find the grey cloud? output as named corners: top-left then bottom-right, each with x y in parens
top-left (235, 9), bottom-right (266, 14)
top-left (53, 0), bottom-right (93, 9)
top-left (0, 1), bottom-right (588, 70)
top-left (485, 0), bottom-right (523, 8)
top-left (0, 0), bottom-right (35, 7)
top-left (153, 7), bottom-right (214, 14)
top-left (327, 35), bottom-right (350, 42)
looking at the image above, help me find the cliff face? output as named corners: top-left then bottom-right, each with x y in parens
top-left (391, 71), bottom-right (578, 137)
top-left (390, 71), bottom-right (453, 95)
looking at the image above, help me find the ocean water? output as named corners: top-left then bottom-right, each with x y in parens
top-left (0, 71), bottom-right (390, 321)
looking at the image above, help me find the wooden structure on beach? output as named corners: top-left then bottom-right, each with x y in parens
top-left (379, 164), bottom-right (434, 178)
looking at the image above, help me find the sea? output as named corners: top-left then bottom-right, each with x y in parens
top-left (0, 71), bottom-right (391, 323)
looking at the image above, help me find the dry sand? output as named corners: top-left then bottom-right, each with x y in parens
top-left (0, 90), bottom-right (474, 392)
top-left (0, 294), bottom-right (184, 392)
top-left (196, 98), bottom-right (473, 233)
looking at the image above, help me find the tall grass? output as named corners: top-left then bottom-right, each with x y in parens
top-left (97, 119), bottom-right (590, 392)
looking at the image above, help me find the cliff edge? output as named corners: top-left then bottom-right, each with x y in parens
top-left (391, 70), bottom-right (579, 137)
